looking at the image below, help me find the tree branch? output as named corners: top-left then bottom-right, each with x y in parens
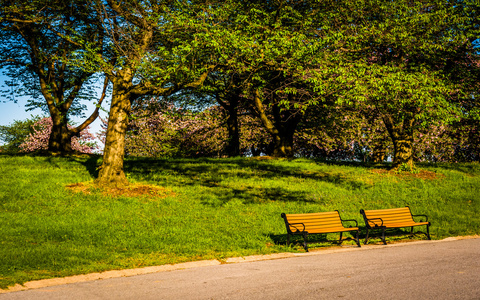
top-left (254, 89), bottom-right (278, 137)
top-left (72, 77), bottom-right (110, 134)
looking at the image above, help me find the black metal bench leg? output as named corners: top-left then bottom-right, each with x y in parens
top-left (355, 230), bottom-right (361, 247)
top-left (303, 232), bottom-right (309, 252)
top-left (426, 224), bottom-right (431, 240)
top-left (381, 228), bottom-right (387, 245)
top-left (339, 232), bottom-right (343, 244)
top-left (364, 228), bottom-right (370, 245)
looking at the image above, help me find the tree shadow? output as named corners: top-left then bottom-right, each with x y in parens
top-left (68, 155), bottom-right (101, 179)
top-left (418, 162), bottom-right (480, 175)
top-left (123, 157), bottom-right (371, 206)
top-left (200, 186), bottom-right (315, 207)
top-left (268, 233), bottom-right (358, 249)
top-left (268, 227), bottom-right (427, 251)
top-left (125, 157), bottom-right (372, 185)
top-left (311, 159), bottom-right (392, 169)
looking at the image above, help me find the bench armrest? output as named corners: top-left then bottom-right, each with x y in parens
top-left (288, 222), bottom-right (306, 233)
top-left (365, 217), bottom-right (384, 227)
top-left (341, 219), bottom-right (358, 228)
top-left (412, 214), bottom-right (429, 222)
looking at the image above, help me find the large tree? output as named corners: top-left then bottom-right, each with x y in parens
top-left (0, 0), bottom-right (107, 153)
top-left (75, 0), bottom-right (213, 186)
top-left (331, 0), bottom-right (480, 166)
top-left (190, 0), bottom-right (341, 157)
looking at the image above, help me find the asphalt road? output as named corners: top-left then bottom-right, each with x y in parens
top-left (1, 238), bottom-right (479, 300)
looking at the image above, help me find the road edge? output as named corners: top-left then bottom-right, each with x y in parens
top-left (2, 235), bottom-right (478, 294)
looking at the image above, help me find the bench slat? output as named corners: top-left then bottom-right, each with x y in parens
top-left (286, 218), bottom-right (345, 230)
top-left (376, 221), bottom-right (430, 228)
top-left (306, 227), bottom-right (359, 234)
top-left (362, 208), bottom-right (416, 226)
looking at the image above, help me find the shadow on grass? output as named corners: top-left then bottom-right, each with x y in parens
top-left (268, 233), bottom-right (358, 249)
top-left (313, 159), bottom-right (391, 169)
top-left (268, 233), bottom-right (331, 246)
top-left (269, 227), bottom-right (429, 251)
top-left (418, 162), bottom-right (480, 175)
top-left (201, 186), bottom-right (315, 206)
top-left (122, 157), bottom-right (371, 206)
top-left (68, 155), bottom-right (101, 179)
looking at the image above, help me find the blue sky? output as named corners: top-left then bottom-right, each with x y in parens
top-left (0, 74), bottom-right (42, 125)
top-left (0, 97), bottom-right (43, 126)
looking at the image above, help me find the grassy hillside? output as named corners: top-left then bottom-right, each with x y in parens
top-left (1, 155), bottom-right (479, 289)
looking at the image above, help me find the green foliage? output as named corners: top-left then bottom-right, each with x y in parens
top-left (0, 116), bottom-right (41, 153)
top-left (1, 155), bottom-right (479, 289)
top-left (4, 0), bottom-right (480, 162)
top-left (0, 0), bottom-right (104, 116)
top-left (178, 0), bottom-right (480, 161)
top-left (0, 1), bottom-right (109, 153)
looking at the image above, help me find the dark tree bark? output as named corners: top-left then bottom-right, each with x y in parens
top-left (371, 145), bottom-right (386, 163)
top-left (383, 114), bottom-right (415, 167)
top-left (48, 119), bottom-right (74, 153)
top-left (253, 90), bottom-right (301, 158)
top-left (217, 93), bottom-right (240, 157)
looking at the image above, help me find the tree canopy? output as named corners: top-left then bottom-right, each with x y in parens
top-left (0, 0), bottom-right (109, 153)
top-left (2, 0), bottom-right (479, 184)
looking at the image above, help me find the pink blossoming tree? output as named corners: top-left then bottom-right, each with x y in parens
top-left (20, 117), bottom-right (99, 154)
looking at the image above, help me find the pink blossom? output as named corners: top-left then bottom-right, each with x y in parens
top-left (19, 117), bottom-right (99, 154)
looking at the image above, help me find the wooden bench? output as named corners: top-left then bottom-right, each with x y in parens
top-left (281, 211), bottom-right (361, 252)
top-left (360, 206), bottom-right (431, 245)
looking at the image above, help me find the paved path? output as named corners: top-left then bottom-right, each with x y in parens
top-left (1, 238), bottom-right (479, 300)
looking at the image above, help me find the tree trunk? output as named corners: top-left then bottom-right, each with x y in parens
top-left (391, 136), bottom-right (414, 166)
top-left (225, 107), bottom-right (240, 157)
top-left (371, 145), bottom-right (386, 163)
top-left (48, 116), bottom-right (74, 153)
top-left (95, 76), bottom-right (132, 186)
top-left (270, 133), bottom-right (295, 157)
top-left (253, 90), bottom-right (300, 158)
top-left (44, 78), bottom-right (108, 155)
top-left (218, 94), bottom-right (240, 157)
top-left (95, 64), bottom-right (208, 186)
top-left (383, 114), bottom-right (415, 167)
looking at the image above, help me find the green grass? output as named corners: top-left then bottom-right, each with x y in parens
top-left (1, 155), bottom-right (479, 289)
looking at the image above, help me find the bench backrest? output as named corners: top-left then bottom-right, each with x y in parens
top-left (360, 207), bottom-right (414, 228)
top-left (281, 211), bottom-right (344, 233)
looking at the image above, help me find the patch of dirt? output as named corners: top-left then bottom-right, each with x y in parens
top-left (369, 169), bottom-right (445, 180)
top-left (66, 182), bottom-right (93, 194)
top-left (66, 182), bottom-right (176, 199)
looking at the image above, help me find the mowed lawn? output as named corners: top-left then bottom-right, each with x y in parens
top-left (1, 155), bottom-right (479, 289)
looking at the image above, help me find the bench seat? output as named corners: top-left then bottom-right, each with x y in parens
top-left (360, 206), bottom-right (431, 245)
top-left (281, 211), bottom-right (361, 251)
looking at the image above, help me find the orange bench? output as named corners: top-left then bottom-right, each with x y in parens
top-left (360, 206), bottom-right (431, 245)
top-left (281, 211), bottom-right (361, 252)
